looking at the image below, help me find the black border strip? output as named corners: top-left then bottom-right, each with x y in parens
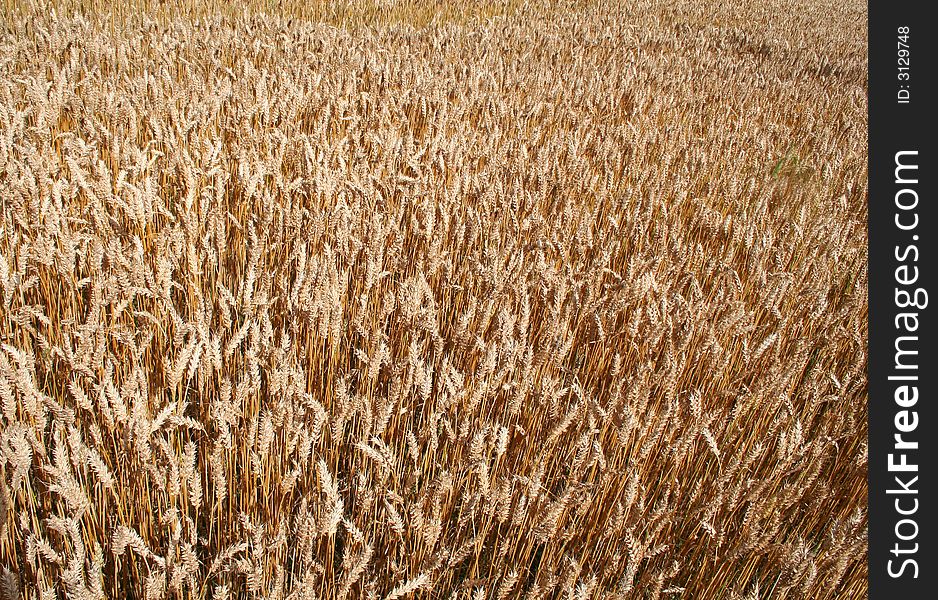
top-left (869, 1), bottom-right (935, 596)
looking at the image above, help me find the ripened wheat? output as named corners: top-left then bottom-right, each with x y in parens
top-left (0, 0), bottom-right (867, 598)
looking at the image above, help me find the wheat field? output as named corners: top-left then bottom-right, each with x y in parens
top-left (0, 1), bottom-right (867, 598)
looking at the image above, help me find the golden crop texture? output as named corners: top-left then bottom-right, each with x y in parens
top-left (0, 1), bottom-right (867, 598)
